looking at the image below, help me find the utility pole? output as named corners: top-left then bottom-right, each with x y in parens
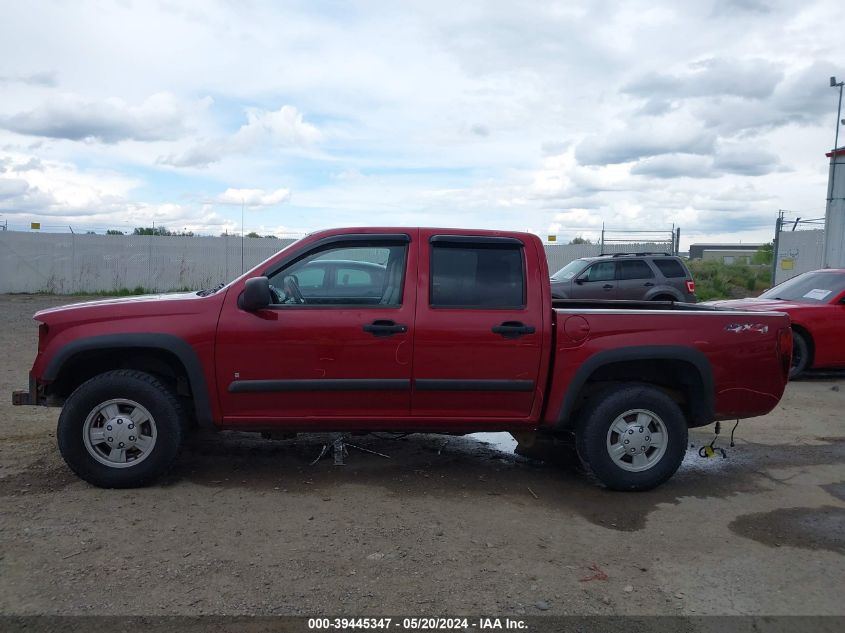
top-left (823, 76), bottom-right (845, 268)
top-left (771, 210), bottom-right (783, 286)
top-left (828, 76), bottom-right (844, 207)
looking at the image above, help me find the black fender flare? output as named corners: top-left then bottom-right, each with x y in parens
top-left (43, 333), bottom-right (214, 428)
top-left (644, 288), bottom-right (683, 302)
top-left (556, 345), bottom-right (714, 429)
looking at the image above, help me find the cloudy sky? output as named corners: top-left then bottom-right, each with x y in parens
top-left (0, 0), bottom-right (842, 246)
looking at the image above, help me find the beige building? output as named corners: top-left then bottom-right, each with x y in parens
top-left (689, 243), bottom-right (764, 264)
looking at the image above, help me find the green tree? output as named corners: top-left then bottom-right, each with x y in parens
top-left (133, 226), bottom-right (173, 236)
top-left (246, 231), bottom-right (261, 238)
top-left (569, 236), bottom-right (592, 245)
top-left (752, 242), bottom-right (774, 265)
top-left (106, 229), bottom-right (124, 235)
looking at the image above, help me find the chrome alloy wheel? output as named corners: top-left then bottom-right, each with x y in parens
top-left (82, 398), bottom-right (157, 468)
top-left (605, 408), bottom-right (668, 472)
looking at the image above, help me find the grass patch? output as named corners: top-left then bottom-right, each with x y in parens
top-left (688, 260), bottom-right (772, 301)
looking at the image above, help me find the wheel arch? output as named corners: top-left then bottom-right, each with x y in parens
top-left (645, 287), bottom-right (682, 302)
top-left (790, 323), bottom-right (815, 369)
top-left (43, 334), bottom-right (214, 427)
top-left (556, 346), bottom-right (714, 430)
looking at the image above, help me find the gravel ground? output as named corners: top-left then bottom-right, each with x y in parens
top-left (0, 294), bottom-right (844, 617)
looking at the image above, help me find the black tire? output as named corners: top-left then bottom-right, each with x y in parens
top-left (651, 295), bottom-right (675, 302)
top-left (57, 370), bottom-right (186, 488)
top-left (789, 329), bottom-right (810, 379)
top-left (575, 384), bottom-right (688, 491)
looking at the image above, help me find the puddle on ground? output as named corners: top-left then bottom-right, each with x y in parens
top-left (729, 505), bottom-right (845, 554)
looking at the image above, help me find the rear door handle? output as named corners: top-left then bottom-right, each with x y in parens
top-left (644, 282), bottom-right (654, 287)
top-left (492, 321), bottom-right (536, 338)
top-left (603, 284), bottom-right (613, 289)
top-left (363, 319), bottom-right (407, 337)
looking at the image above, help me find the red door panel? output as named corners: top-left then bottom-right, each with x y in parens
top-left (215, 232), bottom-right (417, 425)
top-left (411, 231), bottom-right (544, 420)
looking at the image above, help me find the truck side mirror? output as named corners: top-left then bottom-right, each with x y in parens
top-left (241, 276), bottom-right (272, 311)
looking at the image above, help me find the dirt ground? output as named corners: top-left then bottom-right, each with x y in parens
top-left (0, 294), bottom-right (843, 617)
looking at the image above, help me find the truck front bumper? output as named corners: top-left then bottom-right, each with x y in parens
top-left (12, 374), bottom-right (39, 406)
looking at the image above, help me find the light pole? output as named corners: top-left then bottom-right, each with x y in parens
top-left (829, 76), bottom-right (844, 204)
top-left (824, 77), bottom-right (845, 268)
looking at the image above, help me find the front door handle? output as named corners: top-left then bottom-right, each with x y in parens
top-left (603, 284), bottom-right (613, 289)
top-left (492, 321), bottom-right (536, 339)
top-left (644, 282), bottom-right (655, 287)
top-left (363, 319), bottom-right (407, 337)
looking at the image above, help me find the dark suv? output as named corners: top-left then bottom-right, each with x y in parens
top-left (550, 253), bottom-right (697, 302)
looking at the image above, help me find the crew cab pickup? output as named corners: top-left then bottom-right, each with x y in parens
top-left (12, 227), bottom-right (793, 491)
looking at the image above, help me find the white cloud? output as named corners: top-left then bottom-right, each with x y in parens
top-left (217, 187), bottom-right (291, 207)
top-left (576, 120), bottom-right (717, 165)
top-left (0, 92), bottom-right (208, 143)
top-left (0, 150), bottom-right (231, 232)
top-left (157, 105), bottom-right (321, 167)
top-left (624, 57), bottom-right (784, 103)
top-left (232, 105), bottom-right (322, 149)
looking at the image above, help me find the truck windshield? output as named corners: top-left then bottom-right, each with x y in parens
top-left (759, 271), bottom-right (845, 303)
top-left (551, 260), bottom-right (586, 281)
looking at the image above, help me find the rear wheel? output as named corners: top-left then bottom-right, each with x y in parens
top-left (57, 370), bottom-right (186, 488)
top-left (789, 330), bottom-right (810, 379)
top-left (576, 384), bottom-right (688, 491)
top-left (651, 295), bottom-right (675, 302)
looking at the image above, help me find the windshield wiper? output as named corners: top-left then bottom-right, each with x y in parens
top-left (196, 283), bottom-right (225, 297)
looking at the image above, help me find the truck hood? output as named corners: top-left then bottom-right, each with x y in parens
top-left (705, 297), bottom-right (809, 312)
top-left (33, 291), bottom-right (209, 323)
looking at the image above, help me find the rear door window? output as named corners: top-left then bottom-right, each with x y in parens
top-left (430, 242), bottom-right (525, 308)
top-left (616, 260), bottom-right (655, 280)
top-left (652, 259), bottom-right (687, 278)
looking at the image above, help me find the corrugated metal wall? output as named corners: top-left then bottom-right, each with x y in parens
top-left (0, 231), bottom-right (672, 294)
top-left (774, 229), bottom-right (825, 285)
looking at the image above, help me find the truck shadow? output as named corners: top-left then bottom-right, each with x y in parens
top-left (166, 430), bottom-right (845, 533)
top-left (2, 430), bottom-right (841, 535)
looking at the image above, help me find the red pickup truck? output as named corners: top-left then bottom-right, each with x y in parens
top-left (12, 227), bottom-right (792, 491)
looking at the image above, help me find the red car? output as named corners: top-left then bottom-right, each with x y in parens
top-left (13, 227), bottom-right (792, 491)
top-left (707, 269), bottom-right (845, 378)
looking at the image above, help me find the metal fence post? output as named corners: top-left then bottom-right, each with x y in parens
top-left (771, 211), bottom-right (782, 286)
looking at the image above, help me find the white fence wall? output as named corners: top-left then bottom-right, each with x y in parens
top-left (774, 229), bottom-right (825, 285)
top-left (0, 232), bottom-right (297, 294)
top-left (0, 231), bottom-right (673, 294)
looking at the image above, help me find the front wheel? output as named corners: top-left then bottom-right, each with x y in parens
top-left (576, 384), bottom-right (688, 491)
top-left (789, 330), bottom-right (810, 379)
top-left (57, 370), bottom-right (186, 488)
